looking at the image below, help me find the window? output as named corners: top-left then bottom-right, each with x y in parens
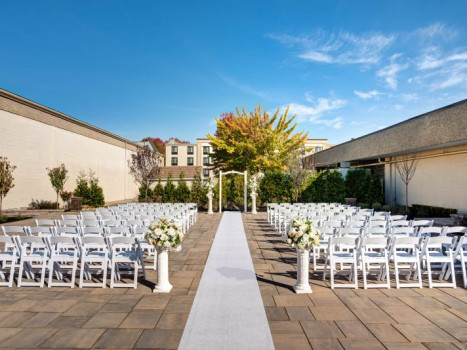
top-left (315, 146), bottom-right (322, 152)
top-left (203, 146), bottom-right (210, 154)
top-left (203, 157), bottom-right (210, 165)
top-left (187, 146), bottom-right (194, 155)
top-left (203, 169), bottom-right (209, 177)
top-left (171, 157), bottom-right (178, 166)
top-left (187, 157), bottom-right (194, 166)
top-left (171, 146), bottom-right (178, 155)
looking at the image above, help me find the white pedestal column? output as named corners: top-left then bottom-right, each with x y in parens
top-left (251, 192), bottom-right (257, 214)
top-left (293, 248), bottom-right (312, 294)
top-left (207, 190), bottom-right (213, 215)
top-left (153, 248), bottom-right (173, 293)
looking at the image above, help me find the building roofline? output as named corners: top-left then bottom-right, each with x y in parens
top-left (0, 87), bottom-right (140, 148)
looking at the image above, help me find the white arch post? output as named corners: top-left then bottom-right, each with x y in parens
top-left (218, 170), bottom-right (248, 213)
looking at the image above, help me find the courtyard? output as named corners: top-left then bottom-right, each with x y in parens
top-left (0, 210), bottom-right (466, 349)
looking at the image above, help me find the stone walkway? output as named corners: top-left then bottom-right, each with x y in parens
top-left (0, 213), bottom-right (221, 349)
top-left (243, 212), bottom-right (467, 350)
top-left (179, 212), bottom-right (274, 350)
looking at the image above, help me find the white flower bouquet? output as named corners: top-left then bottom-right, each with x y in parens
top-left (287, 216), bottom-right (321, 250)
top-left (145, 217), bottom-right (184, 250)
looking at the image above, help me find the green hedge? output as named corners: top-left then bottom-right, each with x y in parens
top-left (410, 204), bottom-right (457, 218)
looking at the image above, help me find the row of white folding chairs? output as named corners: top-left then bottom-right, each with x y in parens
top-left (0, 234), bottom-right (145, 288)
top-left (2, 224), bottom-right (158, 270)
top-left (319, 234), bottom-right (467, 289)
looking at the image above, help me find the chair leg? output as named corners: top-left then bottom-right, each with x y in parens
top-left (362, 260), bottom-right (367, 289)
top-left (79, 260), bottom-right (85, 288)
top-left (394, 262), bottom-right (400, 289)
top-left (17, 259), bottom-right (24, 287)
top-left (427, 259), bottom-right (433, 288)
top-left (110, 262), bottom-right (115, 289)
top-left (449, 256), bottom-right (456, 288)
top-left (133, 261), bottom-right (138, 289)
top-left (48, 260), bottom-right (54, 287)
top-left (71, 259), bottom-right (77, 288)
top-left (385, 260), bottom-right (391, 289)
top-left (102, 260), bottom-right (107, 288)
top-left (462, 256), bottom-right (467, 289)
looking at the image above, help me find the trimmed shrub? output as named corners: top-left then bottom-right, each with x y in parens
top-left (152, 178), bottom-right (164, 203)
top-left (163, 175), bottom-right (176, 203)
top-left (259, 171), bottom-right (293, 204)
top-left (138, 184), bottom-right (153, 202)
top-left (190, 173), bottom-right (207, 208)
top-left (29, 199), bottom-right (58, 209)
top-left (73, 170), bottom-right (105, 207)
top-left (410, 204), bottom-right (457, 218)
top-left (345, 169), bottom-right (369, 203)
top-left (175, 174), bottom-right (191, 203)
top-left (303, 169), bottom-right (345, 203)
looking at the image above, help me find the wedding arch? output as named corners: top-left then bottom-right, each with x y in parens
top-left (218, 170), bottom-right (248, 213)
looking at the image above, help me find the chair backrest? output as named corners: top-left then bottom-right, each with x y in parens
top-left (81, 219), bottom-right (100, 227)
top-left (373, 211), bottom-right (390, 217)
top-left (424, 236), bottom-right (456, 250)
top-left (102, 219), bottom-right (122, 227)
top-left (365, 226), bottom-right (388, 237)
top-left (391, 227), bottom-right (415, 237)
top-left (48, 236), bottom-right (78, 253)
top-left (2, 226), bottom-right (26, 236)
top-left (321, 220), bottom-right (343, 228)
top-left (443, 226), bottom-right (467, 237)
top-left (329, 236), bottom-right (358, 250)
top-left (390, 220), bottom-right (412, 228)
top-left (27, 226), bottom-right (54, 237)
top-left (392, 236), bottom-right (420, 249)
top-left (35, 219), bottom-right (56, 226)
top-left (346, 220), bottom-right (366, 228)
top-left (338, 227), bottom-right (362, 237)
top-left (361, 236), bottom-right (388, 249)
top-left (127, 219), bottom-right (146, 227)
top-left (80, 226), bottom-right (105, 236)
top-left (106, 226), bottom-right (130, 236)
top-left (411, 219), bottom-right (434, 227)
top-left (54, 226), bottom-right (79, 236)
top-left (418, 226), bottom-right (443, 237)
top-left (389, 215), bottom-right (407, 221)
top-left (0, 236), bottom-right (15, 246)
top-left (57, 219), bottom-right (79, 227)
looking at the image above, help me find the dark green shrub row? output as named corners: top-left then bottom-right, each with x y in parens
top-left (73, 171), bottom-right (105, 207)
top-left (28, 199), bottom-right (58, 209)
top-left (410, 204), bottom-right (457, 218)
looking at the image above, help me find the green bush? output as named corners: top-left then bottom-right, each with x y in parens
top-left (302, 169), bottom-right (345, 203)
top-left (138, 183), bottom-right (153, 202)
top-left (190, 174), bottom-right (208, 208)
top-left (372, 202), bottom-right (382, 211)
top-left (152, 178), bottom-right (164, 203)
top-left (28, 199), bottom-right (58, 209)
top-left (73, 170), bottom-right (105, 207)
top-left (259, 171), bottom-right (293, 203)
top-left (410, 204), bottom-right (457, 218)
top-left (163, 175), bottom-right (176, 203)
top-left (175, 174), bottom-right (191, 203)
top-left (345, 169), bottom-right (369, 203)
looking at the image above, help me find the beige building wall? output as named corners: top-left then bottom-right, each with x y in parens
top-left (0, 109), bottom-right (139, 209)
top-left (384, 145), bottom-right (467, 212)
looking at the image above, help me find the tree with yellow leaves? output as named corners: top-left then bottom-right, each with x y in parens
top-left (207, 104), bottom-right (308, 173)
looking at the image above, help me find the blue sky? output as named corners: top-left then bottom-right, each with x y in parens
top-left (1, 1), bottom-right (467, 144)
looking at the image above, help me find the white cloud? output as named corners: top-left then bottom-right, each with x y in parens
top-left (414, 22), bottom-right (458, 42)
top-left (284, 95), bottom-right (346, 129)
top-left (269, 30), bottom-right (395, 65)
top-left (376, 53), bottom-right (409, 90)
top-left (354, 90), bottom-right (383, 100)
top-left (394, 104), bottom-right (403, 111)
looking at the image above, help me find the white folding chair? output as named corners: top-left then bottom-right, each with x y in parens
top-left (442, 226), bottom-right (467, 237)
top-left (80, 227), bottom-right (105, 237)
top-left (47, 236), bottom-right (79, 288)
top-left (360, 237), bottom-right (391, 289)
top-left (417, 226), bottom-right (443, 238)
top-left (101, 219), bottom-right (122, 227)
top-left (35, 219), bottom-right (57, 227)
top-left (81, 219), bottom-right (101, 227)
top-left (17, 236), bottom-right (49, 287)
top-left (391, 236), bottom-right (422, 289)
top-left (105, 226), bottom-right (130, 238)
top-left (323, 236), bottom-right (359, 289)
top-left (312, 227), bottom-right (336, 271)
top-left (54, 226), bottom-right (80, 237)
top-left (56, 219), bottom-right (79, 227)
top-left (422, 236), bottom-right (457, 288)
top-left (79, 236), bottom-right (108, 288)
top-left (108, 236), bottom-right (145, 288)
top-left (62, 214), bottom-right (79, 220)
top-left (26, 226), bottom-right (54, 237)
top-left (0, 236), bottom-right (18, 287)
top-left (365, 227), bottom-right (388, 238)
top-left (339, 227), bottom-right (362, 238)
top-left (412, 219), bottom-right (434, 228)
top-left (132, 226), bottom-right (157, 270)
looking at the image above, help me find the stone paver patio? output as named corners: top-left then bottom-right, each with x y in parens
top-left (1, 211), bottom-right (466, 349)
top-left (243, 213), bottom-right (467, 350)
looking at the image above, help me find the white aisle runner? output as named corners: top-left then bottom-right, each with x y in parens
top-left (178, 212), bottom-right (274, 350)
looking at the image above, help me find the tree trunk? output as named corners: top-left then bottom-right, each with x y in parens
top-left (0, 196), bottom-right (2, 217)
top-left (405, 183), bottom-right (409, 214)
top-left (56, 192), bottom-right (59, 209)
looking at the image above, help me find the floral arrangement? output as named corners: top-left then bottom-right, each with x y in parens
top-left (248, 172), bottom-right (263, 193)
top-left (287, 216), bottom-right (321, 250)
top-left (145, 217), bottom-right (183, 250)
top-left (204, 178), bottom-right (215, 192)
